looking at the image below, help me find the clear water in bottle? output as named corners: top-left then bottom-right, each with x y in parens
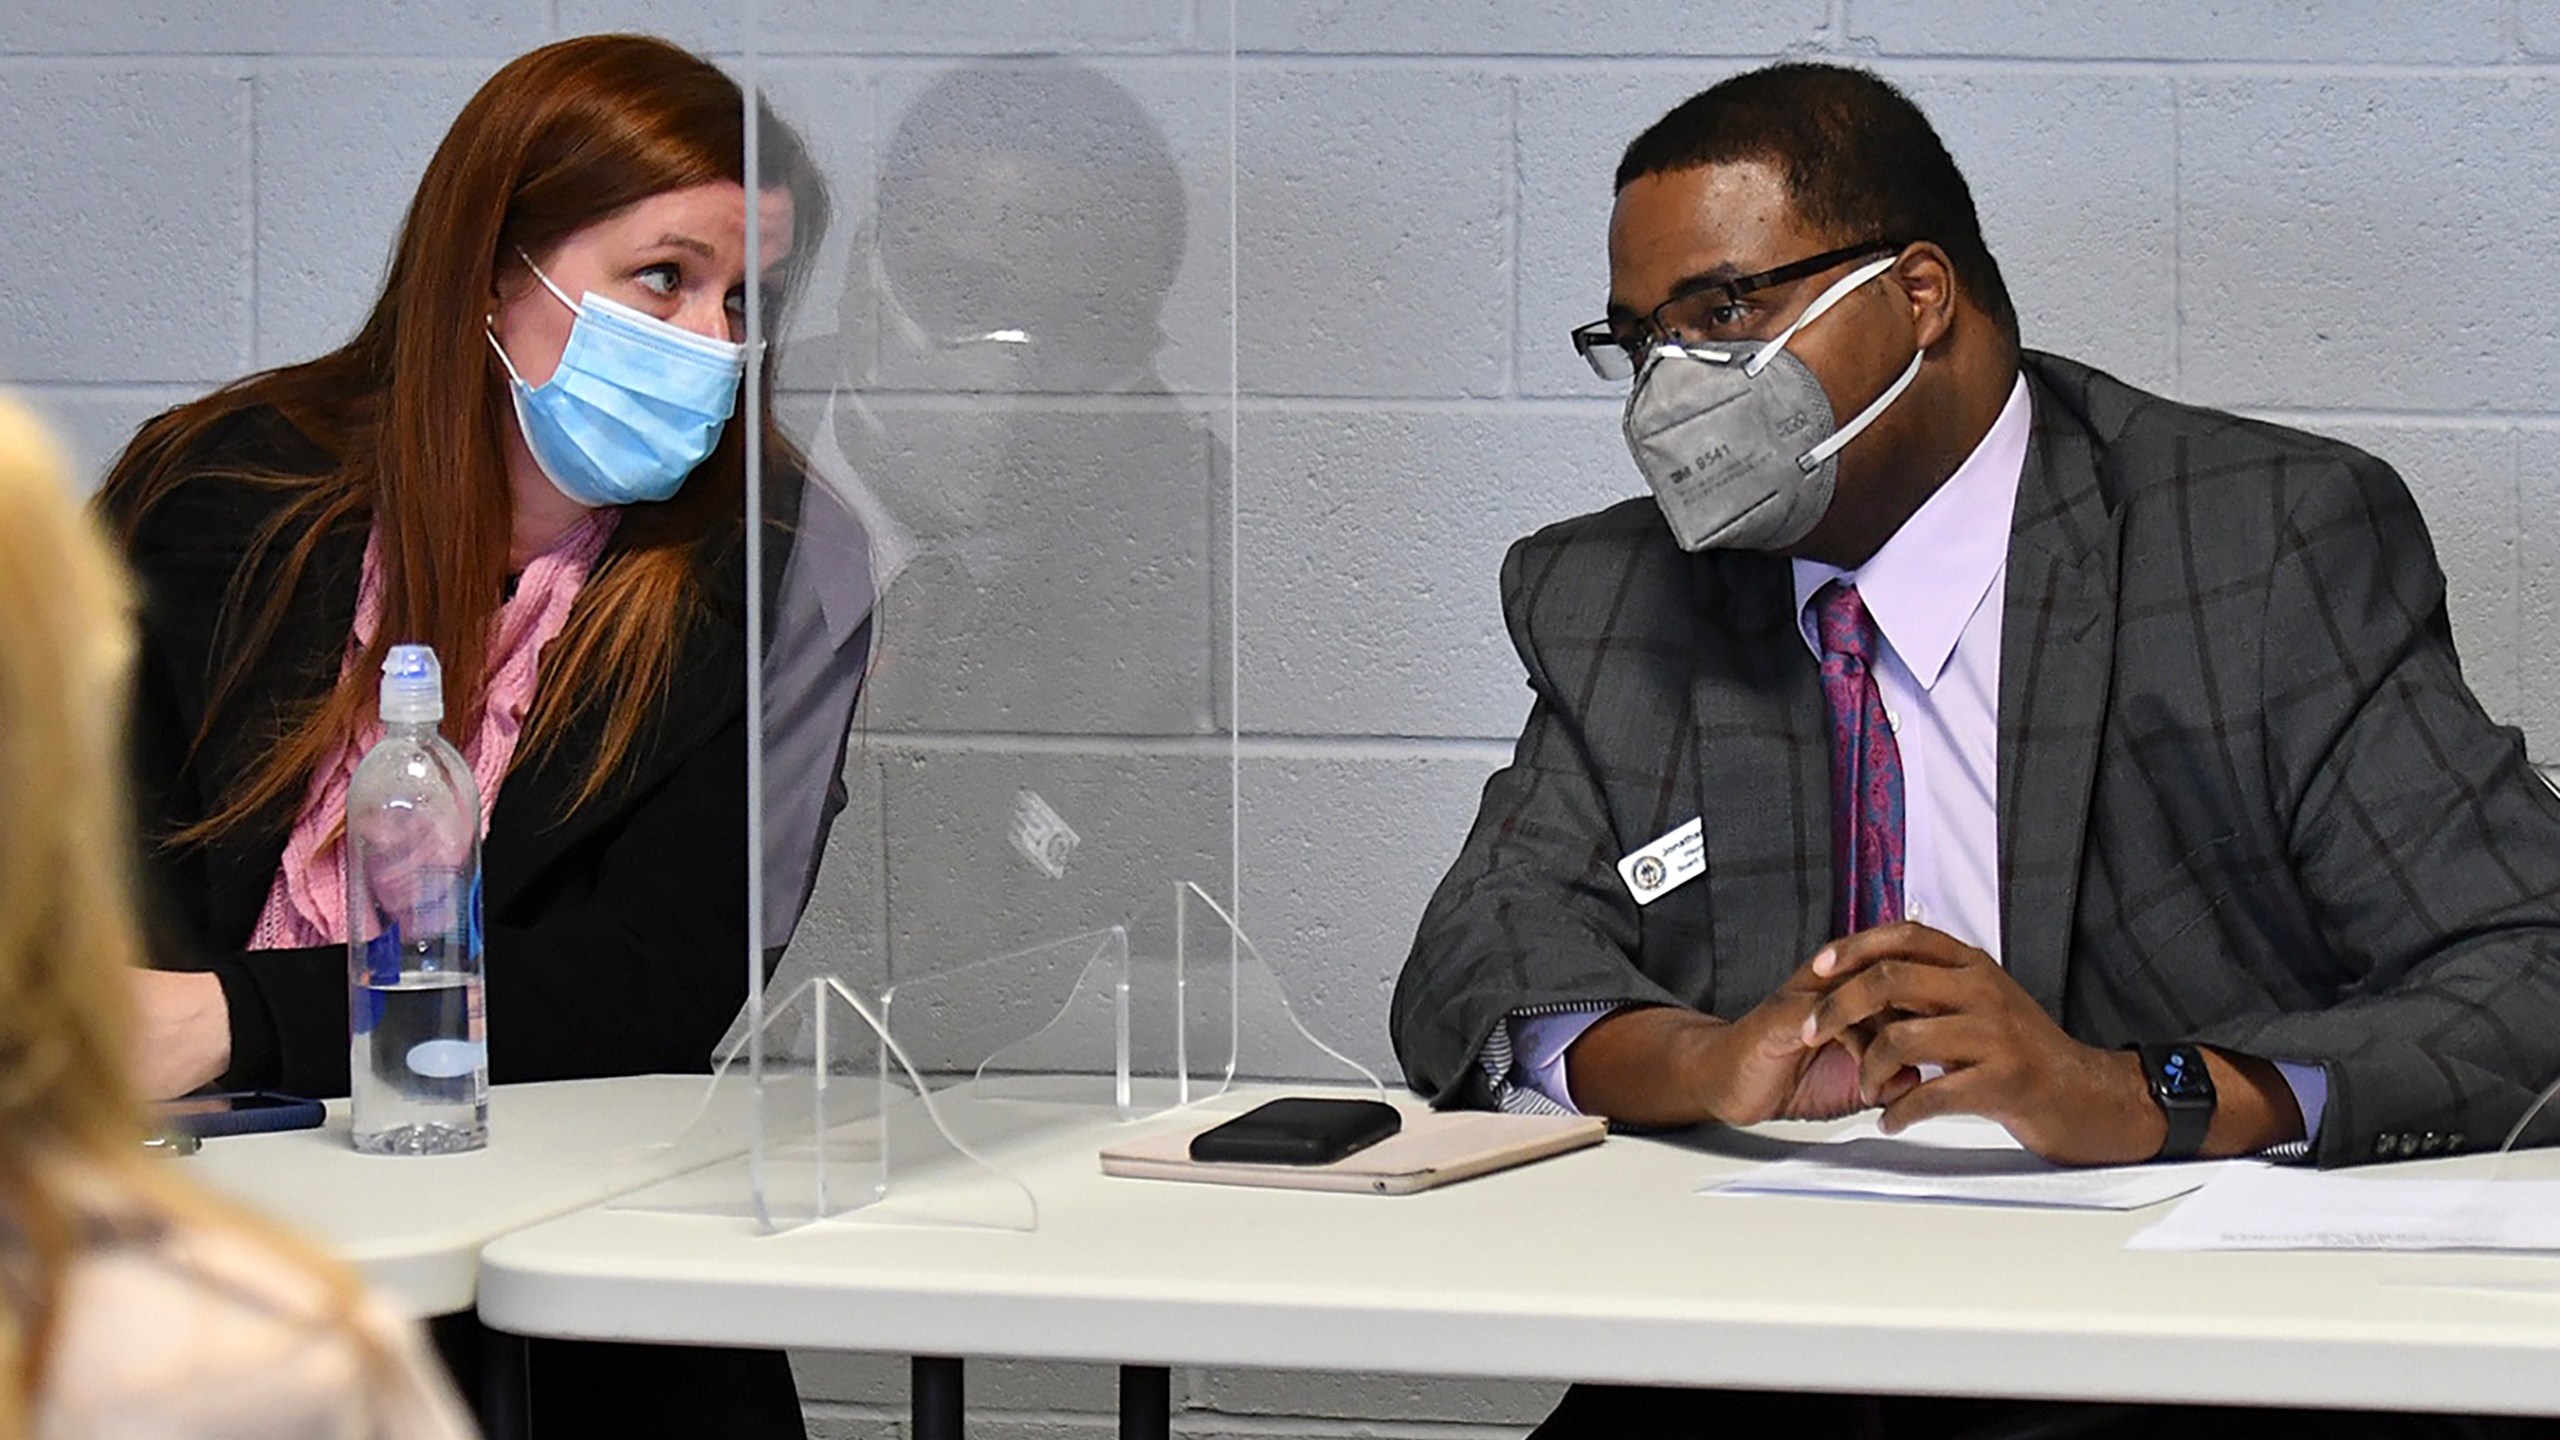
top-left (347, 644), bottom-right (487, 1155)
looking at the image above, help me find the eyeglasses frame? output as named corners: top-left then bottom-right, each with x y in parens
top-left (1570, 237), bottom-right (1911, 379)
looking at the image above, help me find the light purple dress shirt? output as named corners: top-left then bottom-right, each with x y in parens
top-left (1492, 378), bottom-right (2326, 1147)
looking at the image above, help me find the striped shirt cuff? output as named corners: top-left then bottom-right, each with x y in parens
top-left (1478, 1004), bottom-right (1620, 1115)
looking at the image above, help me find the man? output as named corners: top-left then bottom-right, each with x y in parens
top-left (1392, 62), bottom-right (2560, 1437)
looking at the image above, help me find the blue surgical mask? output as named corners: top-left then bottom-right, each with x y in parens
top-left (486, 252), bottom-right (748, 507)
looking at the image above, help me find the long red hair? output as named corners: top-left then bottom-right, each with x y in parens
top-left (98, 33), bottom-right (825, 840)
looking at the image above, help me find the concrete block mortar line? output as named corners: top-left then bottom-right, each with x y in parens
top-left (2513, 425), bottom-right (2528, 733)
top-left (1186, 0), bottom-right (1240, 55)
top-left (2169, 73), bottom-right (2182, 397)
top-left (2233, 409), bottom-right (2560, 430)
top-left (5, 380), bottom-right (225, 397)
top-left (245, 68), bottom-right (260, 367)
top-left (611, 39), bottom-right (1203, 65)
top-left (805, 1404), bottom-right (1123, 1427)
top-left (1731, 54), bottom-right (2559, 78)
top-left (1502, 74), bottom-right (1520, 401)
top-left (1206, 53), bottom-right (2560, 78)
top-left (0, 54), bottom-right (265, 74)
top-left (1810, 0), bottom-right (1860, 55)
top-left (1233, 395), bottom-right (1621, 416)
top-left (239, 54), bottom-right (527, 73)
top-left (0, 52), bottom-right (537, 73)
top-left (10, 50), bottom-right (2554, 77)
top-left (798, 1401), bottom-right (902, 1422)
top-left (1222, 51), bottom-right (1857, 69)
top-left (1160, 1411), bottom-right (1528, 1440)
top-left (857, 733), bottom-right (1517, 763)
top-left (595, 389), bottom-right (2554, 427)
top-left (869, 731), bottom-right (894, 992)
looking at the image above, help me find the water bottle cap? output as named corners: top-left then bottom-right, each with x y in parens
top-left (379, 643), bottom-right (445, 724)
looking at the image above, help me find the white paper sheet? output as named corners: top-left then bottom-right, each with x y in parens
top-left (1707, 1115), bottom-right (2244, 1210)
top-left (2128, 1166), bottom-right (2560, 1251)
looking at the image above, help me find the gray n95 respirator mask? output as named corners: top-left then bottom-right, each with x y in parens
top-left (1621, 252), bottom-right (1921, 553)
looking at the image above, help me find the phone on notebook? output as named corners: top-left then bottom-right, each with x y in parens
top-left (158, 1090), bottom-right (326, 1139)
top-left (1187, 1097), bottom-right (1402, 1165)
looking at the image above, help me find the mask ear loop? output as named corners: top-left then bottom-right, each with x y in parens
top-left (486, 246), bottom-right (582, 388)
top-left (1801, 348), bottom-right (1925, 473)
top-left (515, 246), bottom-right (585, 317)
top-left (485, 320), bottom-right (532, 388)
top-left (1742, 251), bottom-right (1904, 379)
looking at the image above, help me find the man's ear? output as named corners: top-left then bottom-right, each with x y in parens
top-left (1894, 242), bottom-right (1960, 352)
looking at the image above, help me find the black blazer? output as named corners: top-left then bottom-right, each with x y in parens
top-left (118, 409), bottom-right (757, 1098)
top-left (1394, 351), bottom-right (2560, 1167)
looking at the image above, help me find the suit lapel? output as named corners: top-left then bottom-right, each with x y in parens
top-left (1997, 367), bottom-right (2122, 1018)
top-left (1689, 547), bottom-right (1833, 1017)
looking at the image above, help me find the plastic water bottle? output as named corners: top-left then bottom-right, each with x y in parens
top-left (346, 644), bottom-right (487, 1154)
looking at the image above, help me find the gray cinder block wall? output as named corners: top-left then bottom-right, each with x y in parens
top-left (9, 2), bottom-right (2560, 1435)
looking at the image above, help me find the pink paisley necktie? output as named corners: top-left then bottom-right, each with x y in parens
top-left (1813, 581), bottom-right (1905, 935)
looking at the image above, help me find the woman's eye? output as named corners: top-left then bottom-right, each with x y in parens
top-left (634, 263), bottom-right (681, 297)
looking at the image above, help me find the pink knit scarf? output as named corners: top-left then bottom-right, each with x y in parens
top-left (248, 512), bottom-right (618, 949)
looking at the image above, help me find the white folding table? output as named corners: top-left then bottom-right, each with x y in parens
top-left (189, 1073), bottom-right (740, 1438)
top-left (476, 1089), bottom-right (2560, 1435)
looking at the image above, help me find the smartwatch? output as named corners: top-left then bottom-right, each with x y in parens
top-left (2139, 1043), bottom-right (2216, 1162)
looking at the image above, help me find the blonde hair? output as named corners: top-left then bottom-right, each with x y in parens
top-left (0, 395), bottom-right (379, 1436)
top-left (0, 391), bottom-right (149, 1434)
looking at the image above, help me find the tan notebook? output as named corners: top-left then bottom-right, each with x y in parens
top-left (1099, 1107), bottom-right (1605, 1195)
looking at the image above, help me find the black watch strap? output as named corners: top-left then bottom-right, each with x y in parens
top-left (2140, 1043), bottom-right (2216, 1162)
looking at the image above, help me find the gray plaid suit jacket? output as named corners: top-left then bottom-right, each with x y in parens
top-left (1393, 350), bottom-right (2560, 1168)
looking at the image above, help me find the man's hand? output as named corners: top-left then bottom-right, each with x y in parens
top-left (1797, 923), bottom-right (2160, 1164)
top-left (1799, 923), bottom-right (2305, 1165)
top-left (1564, 950), bottom-right (1880, 1129)
top-left (127, 969), bottom-right (233, 1100)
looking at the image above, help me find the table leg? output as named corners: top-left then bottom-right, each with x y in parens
top-left (1119, 1365), bottom-right (1171, 1440)
top-left (426, 1312), bottom-right (528, 1440)
top-left (476, 1328), bottom-right (529, 1440)
top-left (912, 1355), bottom-right (965, 1440)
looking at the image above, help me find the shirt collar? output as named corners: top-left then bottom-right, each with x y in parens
top-left (1793, 374), bottom-right (2031, 689)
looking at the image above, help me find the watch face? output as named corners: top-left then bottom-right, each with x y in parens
top-left (2156, 1046), bottom-right (2215, 1102)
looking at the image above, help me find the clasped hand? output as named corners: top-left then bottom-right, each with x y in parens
top-left (1699, 922), bottom-right (2159, 1166)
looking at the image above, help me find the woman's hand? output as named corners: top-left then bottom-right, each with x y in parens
top-left (127, 970), bottom-right (233, 1100)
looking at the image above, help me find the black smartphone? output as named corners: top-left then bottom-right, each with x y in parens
top-left (158, 1090), bottom-right (326, 1140)
top-left (1188, 1097), bottom-right (1402, 1166)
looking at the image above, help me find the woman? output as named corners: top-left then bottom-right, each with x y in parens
top-left (0, 392), bottom-right (474, 1439)
top-left (97, 34), bottom-right (827, 1440)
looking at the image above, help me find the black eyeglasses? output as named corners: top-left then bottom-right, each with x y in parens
top-left (1570, 239), bottom-right (1907, 380)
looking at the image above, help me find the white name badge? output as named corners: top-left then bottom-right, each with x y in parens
top-left (1616, 816), bottom-right (1705, 905)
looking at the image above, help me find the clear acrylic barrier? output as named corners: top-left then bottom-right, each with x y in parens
top-left (612, 976), bottom-right (1038, 1233)
top-left (705, 6), bottom-right (1339, 1233)
top-left (879, 883), bottom-right (1381, 1149)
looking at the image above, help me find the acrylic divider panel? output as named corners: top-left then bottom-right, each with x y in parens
top-left (697, 5), bottom-right (1309, 1233)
